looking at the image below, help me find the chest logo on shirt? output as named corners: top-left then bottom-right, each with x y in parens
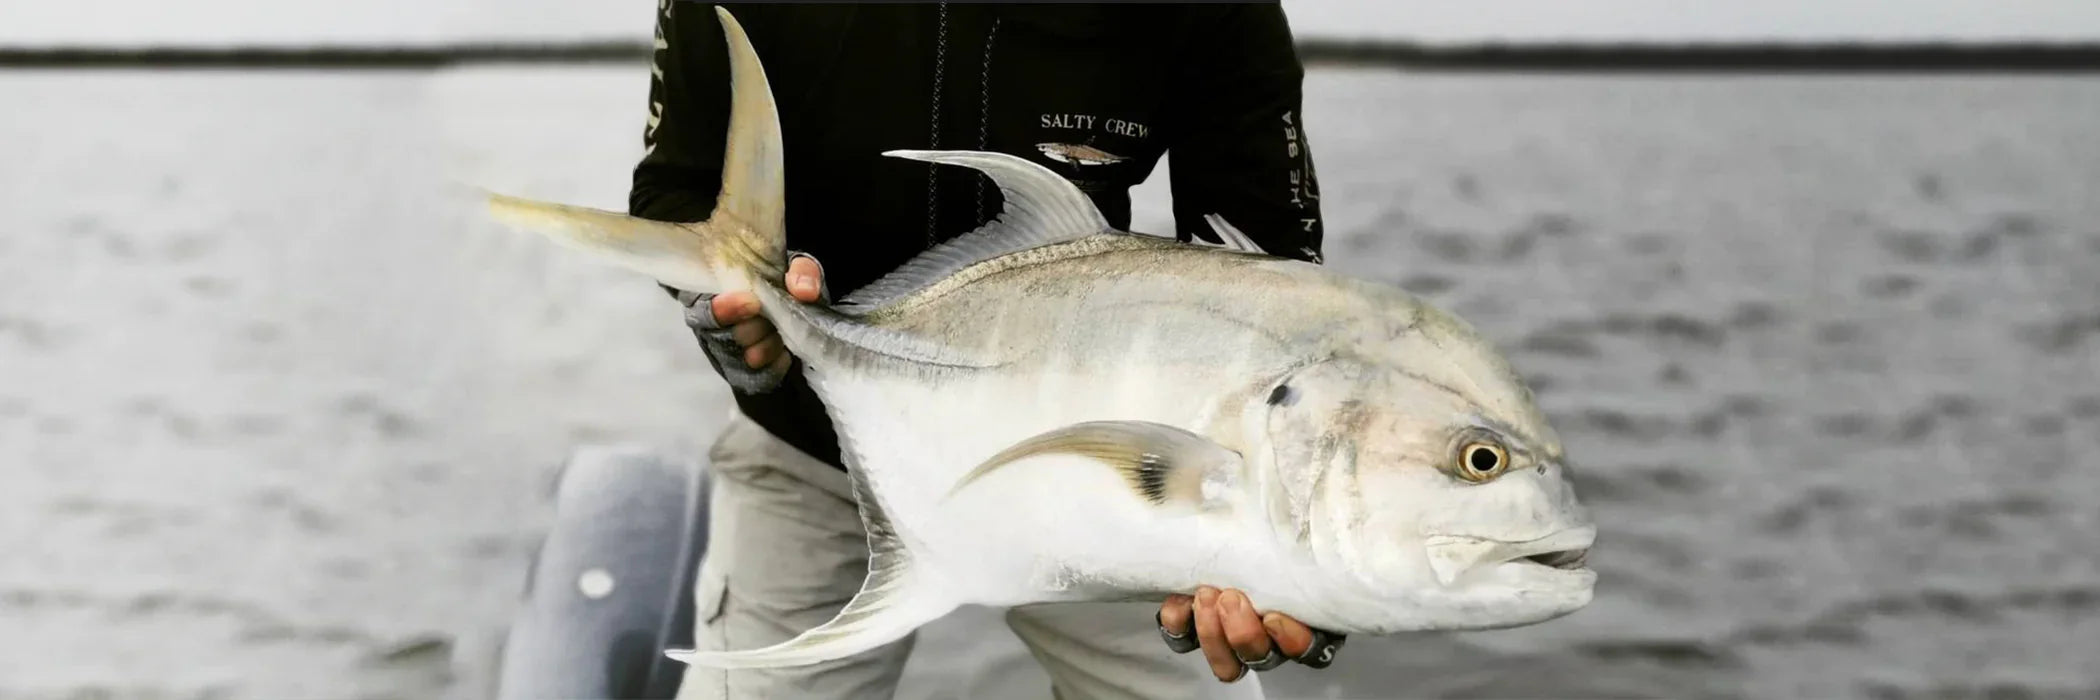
top-left (1035, 143), bottom-right (1127, 167)
top-left (1036, 112), bottom-right (1150, 168)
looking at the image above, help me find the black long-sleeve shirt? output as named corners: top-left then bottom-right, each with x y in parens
top-left (632, 1), bottom-right (1325, 469)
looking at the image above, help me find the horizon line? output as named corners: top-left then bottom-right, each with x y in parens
top-left (3, 39), bottom-right (2098, 71)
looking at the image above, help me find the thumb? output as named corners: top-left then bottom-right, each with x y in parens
top-left (786, 253), bottom-right (827, 303)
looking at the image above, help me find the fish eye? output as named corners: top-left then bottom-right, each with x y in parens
top-left (1458, 441), bottom-right (1508, 482)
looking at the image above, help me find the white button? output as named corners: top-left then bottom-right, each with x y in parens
top-left (578, 568), bottom-right (617, 599)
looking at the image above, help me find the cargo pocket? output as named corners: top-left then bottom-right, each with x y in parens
top-left (694, 559), bottom-right (730, 648)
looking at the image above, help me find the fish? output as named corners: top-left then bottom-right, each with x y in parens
top-left (485, 6), bottom-right (1596, 671)
top-left (1035, 142), bottom-right (1128, 167)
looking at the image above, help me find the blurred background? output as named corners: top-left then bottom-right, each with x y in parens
top-left (2, 1), bottom-right (2097, 699)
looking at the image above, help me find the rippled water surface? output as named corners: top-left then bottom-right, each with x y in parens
top-left (2, 68), bottom-right (2096, 699)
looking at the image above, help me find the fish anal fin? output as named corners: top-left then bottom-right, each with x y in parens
top-left (670, 438), bottom-right (954, 669)
top-left (950, 421), bottom-right (1243, 509)
top-left (667, 564), bottom-right (947, 669)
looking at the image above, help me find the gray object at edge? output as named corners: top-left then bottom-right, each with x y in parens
top-left (495, 445), bottom-right (711, 699)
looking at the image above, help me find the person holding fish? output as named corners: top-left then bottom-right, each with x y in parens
top-left (636, 3), bottom-right (1334, 697)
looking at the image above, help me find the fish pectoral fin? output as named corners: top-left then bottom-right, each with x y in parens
top-left (948, 421), bottom-right (1243, 508)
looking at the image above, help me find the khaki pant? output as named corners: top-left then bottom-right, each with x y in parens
top-left (677, 414), bottom-right (1265, 700)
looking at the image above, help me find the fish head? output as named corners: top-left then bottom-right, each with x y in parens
top-left (1264, 308), bottom-right (1594, 631)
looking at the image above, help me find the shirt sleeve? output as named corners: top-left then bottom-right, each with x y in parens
top-left (629, 0), bottom-right (745, 225)
top-left (1166, 3), bottom-right (1326, 263)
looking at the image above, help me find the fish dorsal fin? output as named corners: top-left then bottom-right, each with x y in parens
top-left (840, 150), bottom-right (1111, 310)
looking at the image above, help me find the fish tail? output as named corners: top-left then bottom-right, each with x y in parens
top-left (484, 6), bottom-right (786, 297)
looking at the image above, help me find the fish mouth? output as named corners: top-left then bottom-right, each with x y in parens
top-left (1520, 547), bottom-right (1591, 570)
top-left (1499, 526), bottom-right (1596, 573)
top-left (1424, 527), bottom-right (1596, 586)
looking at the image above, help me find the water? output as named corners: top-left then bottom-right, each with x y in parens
top-left (1, 66), bottom-right (2095, 699)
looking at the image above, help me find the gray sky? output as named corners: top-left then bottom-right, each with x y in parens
top-left (3, 0), bottom-right (2097, 45)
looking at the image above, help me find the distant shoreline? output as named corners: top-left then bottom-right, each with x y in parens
top-left (3, 40), bottom-right (2098, 71)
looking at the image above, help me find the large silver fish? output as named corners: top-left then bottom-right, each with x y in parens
top-left (488, 7), bottom-right (1595, 670)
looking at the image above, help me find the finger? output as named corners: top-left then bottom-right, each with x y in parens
top-left (1261, 612), bottom-right (1315, 659)
top-left (1159, 594), bottom-right (1194, 638)
top-left (743, 336), bottom-right (785, 369)
top-left (1192, 587), bottom-right (1242, 682)
top-left (730, 318), bottom-right (776, 348)
top-left (1157, 595), bottom-right (1198, 654)
top-left (787, 256), bottom-right (824, 303)
top-left (1218, 590), bottom-right (1273, 666)
top-left (763, 348), bottom-right (793, 377)
top-left (710, 291), bottom-right (761, 326)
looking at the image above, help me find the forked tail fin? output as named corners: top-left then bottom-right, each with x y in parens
top-left (483, 6), bottom-right (786, 296)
